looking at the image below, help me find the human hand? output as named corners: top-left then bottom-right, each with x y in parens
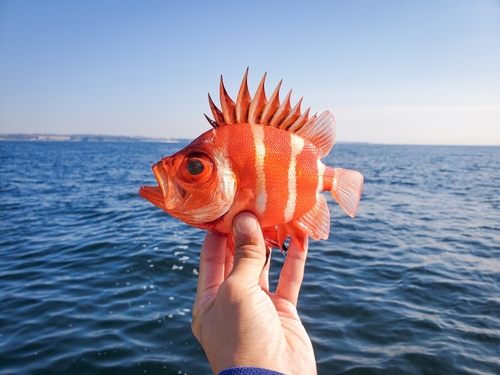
top-left (191, 212), bottom-right (317, 375)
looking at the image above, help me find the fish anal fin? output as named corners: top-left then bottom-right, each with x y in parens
top-left (295, 111), bottom-right (336, 158)
top-left (274, 195), bottom-right (331, 252)
top-left (330, 168), bottom-right (364, 218)
top-left (294, 194), bottom-right (330, 241)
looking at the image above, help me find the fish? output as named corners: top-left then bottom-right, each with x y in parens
top-left (139, 69), bottom-right (364, 252)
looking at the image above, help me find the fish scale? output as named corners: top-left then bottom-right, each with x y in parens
top-left (139, 70), bottom-right (364, 252)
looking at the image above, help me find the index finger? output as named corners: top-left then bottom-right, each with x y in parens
top-left (275, 237), bottom-right (308, 306)
top-left (196, 231), bottom-right (228, 298)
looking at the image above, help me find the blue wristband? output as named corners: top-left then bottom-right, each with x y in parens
top-left (219, 367), bottom-right (285, 375)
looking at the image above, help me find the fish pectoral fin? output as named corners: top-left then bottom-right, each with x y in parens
top-left (330, 168), bottom-right (364, 218)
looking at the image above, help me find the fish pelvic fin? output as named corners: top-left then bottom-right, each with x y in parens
top-left (328, 168), bottom-right (364, 218)
top-left (262, 227), bottom-right (279, 250)
top-left (226, 225), bottom-right (279, 255)
top-left (279, 221), bottom-right (308, 252)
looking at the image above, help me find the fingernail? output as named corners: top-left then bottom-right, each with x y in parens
top-left (234, 213), bottom-right (258, 235)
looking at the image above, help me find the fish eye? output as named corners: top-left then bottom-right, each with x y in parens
top-left (186, 158), bottom-right (204, 175)
top-left (179, 153), bottom-right (213, 183)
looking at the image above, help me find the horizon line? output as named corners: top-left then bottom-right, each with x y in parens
top-left (1, 133), bottom-right (499, 147)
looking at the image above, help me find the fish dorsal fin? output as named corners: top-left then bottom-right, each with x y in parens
top-left (261, 79), bottom-right (282, 125)
top-left (235, 68), bottom-right (251, 123)
top-left (288, 107), bottom-right (311, 133)
top-left (279, 97), bottom-right (303, 130)
top-left (204, 114), bottom-right (219, 129)
top-left (295, 111), bottom-right (336, 158)
top-left (207, 93), bottom-right (225, 127)
top-left (205, 70), bottom-right (336, 155)
top-left (269, 89), bottom-right (292, 127)
top-left (248, 73), bottom-right (268, 124)
top-left (219, 75), bottom-right (236, 124)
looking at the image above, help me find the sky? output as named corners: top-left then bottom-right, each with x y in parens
top-left (0, 0), bottom-right (499, 145)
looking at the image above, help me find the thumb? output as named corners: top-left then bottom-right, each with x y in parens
top-left (229, 212), bottom-right (267, 283)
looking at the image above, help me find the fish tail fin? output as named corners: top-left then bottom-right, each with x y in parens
top-left (329, 168), bottom-right (364, 218)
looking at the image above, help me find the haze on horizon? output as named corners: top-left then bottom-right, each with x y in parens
top-left (1, 0), bottom-right (499, 145)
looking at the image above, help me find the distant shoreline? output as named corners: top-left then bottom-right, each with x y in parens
top-left (1, 134), bottom-right (497, 147)
top-left (0, 134), bottom-right (371, 145)
top-left (0, 134), bottom-right (189, 143)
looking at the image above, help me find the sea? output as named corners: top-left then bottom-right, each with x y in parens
top-left (0, 141), bottom-right (499, 375)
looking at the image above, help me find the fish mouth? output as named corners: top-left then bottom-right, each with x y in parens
top-left (138, 185), bottom-right (166, 210)
top-left (138, 162), bottom-right (185, 211)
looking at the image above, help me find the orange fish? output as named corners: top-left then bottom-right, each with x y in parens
top-left (139, 70), bottom-right (363, 252)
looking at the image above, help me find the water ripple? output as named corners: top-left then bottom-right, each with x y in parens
top-left (1, 142), bottom-right (499, 374)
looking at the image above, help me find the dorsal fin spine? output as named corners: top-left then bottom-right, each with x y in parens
top-left (204, 114), bottom-right (219, 128)
top-left (208, 93), bottom-right (225, 126)
top-left (288, 107), bottom-right (310, 133)
top-left (219, 76), bottom-right (236, 124)
top-left (280, 97), bottom-right (303, 130)
top-left (248, 72), bottom-right (268, 124)
top-left (235, 68), bottom-right (251, 123)
top-left (261, 79), bottom-right (282, 125)
top-left (208, 70), bottom-right (330, 148)
top-left (270, 89), bottom-right (292, 127)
